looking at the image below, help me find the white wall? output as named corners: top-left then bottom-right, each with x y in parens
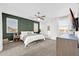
top-left (0, 10), bottom-right (3, 51)
top-left (40, 4), bottom-right (78, 40)
top-left (40, 18), bottom-right (59, 40)
top-left (77, 3), bottom-right (79, 17)
top-left (0, 3), bottom-right (78, 51)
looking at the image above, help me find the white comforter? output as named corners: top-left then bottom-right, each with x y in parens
top-left (20, 34), bottom-right (45, 47)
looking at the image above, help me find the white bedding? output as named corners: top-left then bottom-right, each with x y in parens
top-left (20, 32), bottom-right (45, 47)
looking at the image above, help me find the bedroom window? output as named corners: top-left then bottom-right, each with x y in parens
top-left (34, 23), bottom-right (38, 32)
top-left (58, 18), bottom-right (72, 34)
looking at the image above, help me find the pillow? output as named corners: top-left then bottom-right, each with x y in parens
top-left (27, 31), bottom-right (34, 35)
top-left (21, 31), bottom-right (28, 35)
top-left (21, 31), bottom-right (34, 35)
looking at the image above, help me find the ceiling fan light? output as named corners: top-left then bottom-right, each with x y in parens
top-left (37, 18), bottom-right (40, 20)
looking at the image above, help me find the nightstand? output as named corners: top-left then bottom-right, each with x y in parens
top-left (13, 33), bottom-right (20, 42)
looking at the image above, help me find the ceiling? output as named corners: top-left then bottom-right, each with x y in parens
top-left (0, 3), bottom-right (78, 21)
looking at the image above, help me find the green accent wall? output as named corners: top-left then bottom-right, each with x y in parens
top-left (2, 13), bottom-right (39, 40)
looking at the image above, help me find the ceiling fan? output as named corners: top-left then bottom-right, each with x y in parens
top-left (34, 12), bottom-right (46, 20)
top-left (69, 8), bottom-right (78, 31)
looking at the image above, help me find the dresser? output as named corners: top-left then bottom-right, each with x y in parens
top-left (56, 34), bottom-right (78, 56)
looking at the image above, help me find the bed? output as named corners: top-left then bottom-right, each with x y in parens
top-left (20, 31), bottom-right (45, 47)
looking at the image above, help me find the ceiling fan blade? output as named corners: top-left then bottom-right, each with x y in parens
top-left (41, 15), bottom-right (45, 17)
top-left (40, 17), bottom-right (44, 20)
top-left (35, 15), bottom-right (40, 18)
top-left (69, 8), bottom-right (75, 20)
top-left (35, 15), bottom-right (37, 17)
top-left (69, 8), bottom-right (76, 29)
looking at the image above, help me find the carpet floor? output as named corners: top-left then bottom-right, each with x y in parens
top-left (0, 39), bottom-right (56, 56)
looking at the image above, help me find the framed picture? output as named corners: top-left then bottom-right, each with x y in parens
top-left (6, 17), bottom-right (18, 33)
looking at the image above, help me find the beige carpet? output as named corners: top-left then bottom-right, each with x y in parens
top-left (0, 39), bottom-right (56, 56)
